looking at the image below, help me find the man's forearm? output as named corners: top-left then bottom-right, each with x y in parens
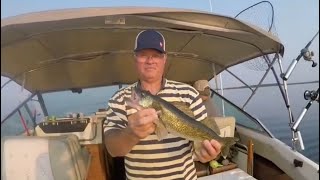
top-left (104, 128), bottom-right (140, 157)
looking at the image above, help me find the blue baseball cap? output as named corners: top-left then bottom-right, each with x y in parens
top-left (134, 30), bottom-right (166, 53)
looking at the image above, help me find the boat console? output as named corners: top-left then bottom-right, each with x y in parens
top-left (33, 112), bottom-right (108, 179)
top-left (34, 114), bottom-right (104, 145)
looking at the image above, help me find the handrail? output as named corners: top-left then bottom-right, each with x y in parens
top-left (1, 92), bottom-right (36, 124)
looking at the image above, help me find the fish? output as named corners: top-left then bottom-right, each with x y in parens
top-left (169, 101), bottom-right (221, 136)
top-left (125, 87), bottom-right (238, 158)
top-left (168, 101), bottom-right (228, 159)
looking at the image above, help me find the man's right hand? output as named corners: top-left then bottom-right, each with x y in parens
top-left (127, 108), bottom-right (158, 139)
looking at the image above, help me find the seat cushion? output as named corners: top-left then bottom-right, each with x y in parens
top-left (1, 135), bottom-right (90, 180)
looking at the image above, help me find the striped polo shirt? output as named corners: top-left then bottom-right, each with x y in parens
top-left (104, 79), bottom-right (207, 180)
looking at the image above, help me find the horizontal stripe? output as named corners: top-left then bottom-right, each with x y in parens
top-left (184, 160), bottom-right (197, 176)
top-left (105, 114), bottom-right (121, 120)
top-left (166, 80), bottom-right (185, 85)
top-left (137, 136), bottom-right (186, 145)
top-left (125, 145), bottom-right (192, 163)
top-left (104, 121), bottom-right (126, 129)
top-left (126, 160), bottom-right (195, 180)
top-left (105, 119), bottom-right (127, 127)
top-left (166, 80), bottom-right (188, 86)
top-left (194, 106), bottom-right (207, 120)
top-left (109, 110), bottom-right (127, 121)
top-left (190, 96), bottom-right (202, 110)
top-left (128, 146), bottom-right (192, 162)
top-left (113, 91), bottom-right (126, 101)
top-left (190, 103), bottom-right (204, 117)
top-left (158, 93), bottom-right (194, 102)
top-left (109, 99), bottom-right (125, 106)
top-left (126, 159), bottom-right (194, 179)
top-left (113, 86), bottom-right (134, 101)
top-left (126, 108), bottom-right (138, 116)
top-left (184, 162), bottom-right (197, 180)
top-left (195, 112), bottom-right (206, 121)
top-left (125, 154), bottom-right (193, 171)
top-left (166, 81), bottom-right (198, 94)
top-left (160, 89), bottom-right (196, 97)
top-left (186, 171), bottom-right (197, 180)
top-left (163, 86), bottom-right (198, 95)
top-left (126, 165), bottom-right (192, 179)
top-left (111, 107), bottom-right (127, 116)
top-left (103, 125), bottom-right (122, 132)
top-left (130, 141), bottom-right (191, 154)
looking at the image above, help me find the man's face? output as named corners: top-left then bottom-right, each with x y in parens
top-left (134, 49), bottom-right (167, 82)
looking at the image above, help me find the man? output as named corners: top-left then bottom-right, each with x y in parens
top-left (104, 30), bottom-right (221, 180)
top-left (193, 80), bottom-right (221, 117)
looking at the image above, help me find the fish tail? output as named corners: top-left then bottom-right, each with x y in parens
top-left (221, 137), bottom-right (238, 158)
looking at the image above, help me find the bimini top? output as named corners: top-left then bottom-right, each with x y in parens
top-left (1, 7), bottom-right (284, 93)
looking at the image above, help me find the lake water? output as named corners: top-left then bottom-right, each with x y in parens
top-left (220, 84), bottom-right (319, 164)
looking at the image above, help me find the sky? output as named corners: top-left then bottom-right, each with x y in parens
top-left (1, 0), bottom-right (319, 119)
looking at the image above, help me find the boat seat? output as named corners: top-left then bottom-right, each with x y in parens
top-left (214, 116), bottom-right (236, 137)
top-left (1, 134), bottom-right (91, 180)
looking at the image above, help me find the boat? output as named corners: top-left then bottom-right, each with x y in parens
top-left (1, 6), bottom-right (319, 180)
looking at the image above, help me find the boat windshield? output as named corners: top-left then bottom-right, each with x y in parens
top-left (1, 84), bottom-right (126, 136)
top-left (1, 82), bottom-right (271, 137)
top-left (41, 85), bottom-right (124, 116)
top-left (211, 90), bottom-right (272, 137)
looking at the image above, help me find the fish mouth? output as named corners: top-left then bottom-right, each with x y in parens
top-left (124, 87), bottom-right (146, 110)
top-left (124, 97), bottom-right (143, 110)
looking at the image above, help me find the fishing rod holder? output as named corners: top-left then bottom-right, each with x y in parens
top-left (282, 31), bottom-right (319, 81)
top-left (292, 130), bottom-right (305, 151)
top-left (292, 88), bottom-right (319, 131)
top-left (290, 88), bottom-right (318, 150)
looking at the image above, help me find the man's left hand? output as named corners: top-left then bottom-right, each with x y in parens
top-left (195, 139), bottom-right (221, 163)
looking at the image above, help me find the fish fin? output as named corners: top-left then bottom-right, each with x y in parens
top-left (221, 137), bottom-right (238, 158)
top-left (154, 118), bottom-right (168, 141)
top-left (193, 141), bottom-right (202, 156)
top-left (200, 117), bottom-right (221, 136)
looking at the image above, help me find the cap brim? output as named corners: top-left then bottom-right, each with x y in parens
top-left (134, 47), bottom-right (165, 53)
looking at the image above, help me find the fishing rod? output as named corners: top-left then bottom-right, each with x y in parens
top-left (212, 80), bottom-right (319, 91)
top-left (282, 31), bottom-right (319, 81)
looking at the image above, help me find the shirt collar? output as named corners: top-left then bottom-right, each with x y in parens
top-left (136, 78), bottom-right (167, 92)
